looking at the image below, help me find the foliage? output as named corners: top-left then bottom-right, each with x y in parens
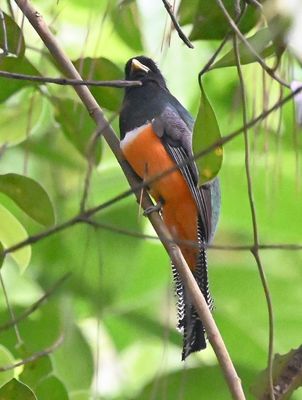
top-left (0, 1), bottom-right (301, 399)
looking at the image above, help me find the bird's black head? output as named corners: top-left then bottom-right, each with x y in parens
top-left (124, 56), bottom-right (167, 90)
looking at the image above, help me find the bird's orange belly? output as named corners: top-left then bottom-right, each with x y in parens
top-left (120, 123), bottom-right (199, 269)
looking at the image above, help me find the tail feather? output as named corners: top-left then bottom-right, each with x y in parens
top-left (172, 218), bottom-right (213, 360)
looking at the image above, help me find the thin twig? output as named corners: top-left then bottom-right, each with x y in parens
top-left (215, 0), bottom-right (290, 89)
top-left (161, 0), bottom-right (194, 49)
top-left (0, 273), bottom-right (70, 332)
top-left (0, 334), bottom-right (64, 372)
top-left (233, 33), bottom-right (275, 400)
top-left (0, 70), bottom-right (142, 87)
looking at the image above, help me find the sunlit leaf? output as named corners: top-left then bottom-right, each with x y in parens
top-left (69, 390), bottom-right (91, 400)
top-left (73, 57), bottom-right (123, 112)
top-left (179, 0), bottom-right (259, 40)
top-left (0, 203), bottom-right (31, 271)
top-left (0, 57), bottom-right (40, 103)
top-left (251, 347), bottom-right (302, 400)
top-left (111, 1), bottom-right (143, 52)
top-left (0, 12), bottom-right (25, 56)
top-left (0, 88), bottom-right (45, 147)
top-left (53, 98), bottom-right (102, 164)
top-left (0, 345), bottom-right (15, 388)
top-left (193, 84), bottom-right (223, 184)
top-left (211, 28), bottom-right (275, 69)
top-left (0, 174), bottom-right (55, 227)
top-left (0, 379), bottom-right (36, 400)
top-left (35, 376), bottom-right (68, 400)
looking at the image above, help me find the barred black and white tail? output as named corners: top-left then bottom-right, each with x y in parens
top-left (172, 218), bottom-right (213, 360)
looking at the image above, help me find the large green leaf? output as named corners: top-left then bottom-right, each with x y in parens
top-left (0, 203), bottom-right (31, 272)
top-left (19, 356), bottom-right (53, 390)
top-left (110, 1), bottom-right (143, 52)
top-left (0, 57), bottom-right (40, 103)
top-left (179, 0), bottom-right (259, 40)
top-left (0, 345), bottom-right (15, 388)
top-left (0, 379), bottom-right (36, 400)
top-left (211, 28), bottom-right (275, 69)
top-left (0, 174), bottom-right (55, 227)
top-left (193, 84), bottom-right (223, 184)
top-left (0, 12), bottom-right (25, 56)
top-left (35, 376), bottom-right (69, 400)
top-left (73, 57), bottom-right (123, 112)
top-left (53, 98), bottom-right (102, 164)
top-left (0, 88), bottom-right (45, 147)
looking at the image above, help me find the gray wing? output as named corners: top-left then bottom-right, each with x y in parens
top-left (152, 107), bottom-right (219, 243)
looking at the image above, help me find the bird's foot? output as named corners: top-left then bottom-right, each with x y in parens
top-left (143, 199), bottom-right (164, 216)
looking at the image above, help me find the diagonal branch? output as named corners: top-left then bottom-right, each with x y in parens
top-left (13, 1), bottom-right (245, 399)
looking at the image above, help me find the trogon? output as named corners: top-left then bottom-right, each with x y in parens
top-left (119, 56), bottom-right (220, 360)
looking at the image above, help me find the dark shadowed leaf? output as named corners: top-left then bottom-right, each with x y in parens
top-left (0, 345), bottom-right (15, 388)
top-left (193, 84), bottom-right (223, 184)
top-left (0, 57), bottom-right (40, 103)
top-left (251, 347), bottom-right (302, 400)
top-left (73, 57), bottom-right (123, 112)
top-left (0, 203), bottom-right (31, 271)
top-left (179, 0), bottom-right (259, 40)
top-left (53, 98), bottom-right (102, 164)
top-left (211, 28), bottom-right (275, 69)
top-left (111, 1), bottom-right (143, 52)
top-left (0, 12), bottom-right (25, 56)
top-left (0, 173), bottom-right (55, 226)
top-left (35, 376), bottom-right (69, 400)
top-left (0, 379), bottom-right (36, 400)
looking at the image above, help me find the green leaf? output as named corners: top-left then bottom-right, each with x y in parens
top-left (0, 88), bottom-right (45, 147)
top-left (19, 355), bottom-right (53, 389)
top-left (35, 376), bottom-right (69, 400)
top-left (53, 98), bottom-right (102, 164)
top-left (0, 57), bottom-right (41, 103)
top-left (69, 390), bottom-right (91, 400)
top-left (251, 347), bottom-right (302, 400)
top-left (111, 1), bottom-right (143, 52)
top-left (0, 13), bottom-right (25, 56)
top-left (0, 379), bottom-right (36, 400)
top-left (0, 203), bottom-right (31, 271)
top-left (181, 0), bottom-right (259, 41)
top-left (0, 174), bottom-right (55, 227)
top-left (0, 345), bottom-right (15, 388)
top-left (211, 28), bottom-right (275, 69)
top-left (73, 57), bottom-right (123, 112)
top-left (193, 84), bottom-right (223, 184)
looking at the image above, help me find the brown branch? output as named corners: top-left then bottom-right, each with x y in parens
top-left (0, 70), bottom-right (142, 88)
top-left (215, 0), bottom-right (290, 89)
top-left (161, 0), bottom-right (194, 49)
top-left (233, 33), bottom-right (275, 400)
top-left (14, 1), bottom-right (245, 398)
top-left (0, 273), bottom-right (70, 332)
top-left (0, 334), bottom-right (64, 371)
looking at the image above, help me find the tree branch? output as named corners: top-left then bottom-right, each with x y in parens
top-left (13, 1), bottom-right (245, 399)
top-left (161, 0), bottom-right (193, 49)
top-left (0, 70), bottom-right (142, 87)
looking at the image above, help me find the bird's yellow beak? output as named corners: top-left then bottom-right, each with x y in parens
top-left (131, 58), bottom-right (150, 74)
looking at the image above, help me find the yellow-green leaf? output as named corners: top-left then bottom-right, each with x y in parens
top-left (0, 345), bottom-right (15, 388)
top-left (193, 84), bottom-right (223, 184)
top-left (0, 204), bottom-right (31, 272)
top-left (0, 174), bottom-right (55, 227)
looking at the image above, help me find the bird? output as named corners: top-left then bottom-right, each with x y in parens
top-left (119, 56), bottom-right (220, 360)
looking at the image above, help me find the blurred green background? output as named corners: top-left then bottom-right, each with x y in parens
top-left (0, 0), bottom-right (301, 399)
